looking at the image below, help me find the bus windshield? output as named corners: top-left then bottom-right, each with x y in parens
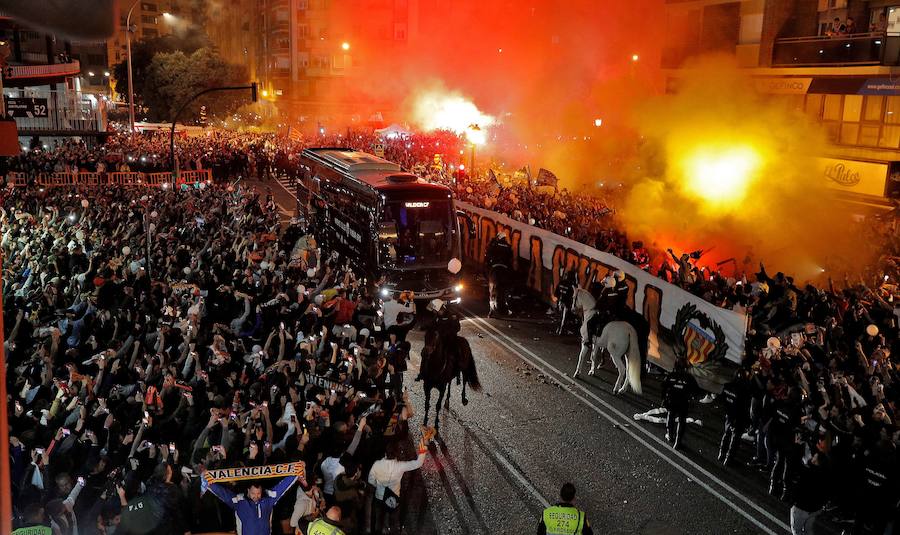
top-left (378, 200), bottom-right (454, 269)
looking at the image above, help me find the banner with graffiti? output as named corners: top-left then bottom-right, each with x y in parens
top-left (456, 201), bottom-right (749, 371)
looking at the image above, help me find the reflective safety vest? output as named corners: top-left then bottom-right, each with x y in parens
top-left (12, 527), bottom-right (52, 535)
top-left (307, 518), bottom-right (346, 535)
top-left (542, 504), bottom-right (586, 535)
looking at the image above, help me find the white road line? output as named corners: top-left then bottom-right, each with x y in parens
top-left (407, 356), bottom-right (551, 509)
top-left (463, 310), bottom-right (790, 535)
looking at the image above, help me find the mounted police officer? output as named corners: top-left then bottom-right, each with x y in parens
top-left (537, 483), bottom-right (594, 535)
top-left (416, 299), bottom-right (461, 382)
top-left (662, 357), bottom-right (698, 449)
top-left (485, 231), bottom-right (514, 317)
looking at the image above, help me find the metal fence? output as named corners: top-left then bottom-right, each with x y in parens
top-left (4, 169), bottom-right (213, 188)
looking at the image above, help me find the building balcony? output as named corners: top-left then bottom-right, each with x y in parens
top-left (5, 60), bottom-right (82, 80)
top-left (772, 33), bottom-right (900, 67)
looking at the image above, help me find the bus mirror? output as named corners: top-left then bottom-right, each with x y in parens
top-left (457, 210), bottom-right (476, 239)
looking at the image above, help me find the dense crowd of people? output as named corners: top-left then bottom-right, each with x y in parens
top-left (4, 129), bottom-right (900, 534)
top-left (14, 130), bottom-right (897, 309)
top-left (2, 182), bottom-right (432, 534)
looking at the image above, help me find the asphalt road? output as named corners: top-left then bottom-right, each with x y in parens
top-left (256, 175), bottom-right (838, 535)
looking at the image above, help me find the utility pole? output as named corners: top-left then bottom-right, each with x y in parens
top-left (0, 38), bottom-right (12, 535)
top-left (126, 0), bottom-right (140, 132)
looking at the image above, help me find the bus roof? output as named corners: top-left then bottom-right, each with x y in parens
top-left (302, 148), bottom-right (400, 174)
top-left (301, 147), bottom-right (450, 193)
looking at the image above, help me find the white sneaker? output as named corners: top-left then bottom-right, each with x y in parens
top-left (698, 393), bottom-right (716, 404)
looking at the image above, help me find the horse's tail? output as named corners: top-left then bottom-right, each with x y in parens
top-left (626, 325), bottom-right (643, 395)
top-left (457, 337), bottom-right (481, 392)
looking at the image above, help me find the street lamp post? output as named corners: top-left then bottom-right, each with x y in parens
top-left (126, 0), bottom-right (140, 132)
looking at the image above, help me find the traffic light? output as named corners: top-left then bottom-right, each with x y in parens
top-left (251, 82), bottom-right (258, 103)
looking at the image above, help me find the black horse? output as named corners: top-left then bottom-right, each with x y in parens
top-left (420, 327), bottom-right (481, 429)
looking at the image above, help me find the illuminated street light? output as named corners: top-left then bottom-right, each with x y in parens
top-left (162, 12), bottom-right (173, 18)
top-left (594, 118), bottom-right (603, 127)
top-left (631, 53), bottom-right (640, 62)
top-left (88, 71), bottom-right (95, 76)
top-left (103, 71), bottom-right (110, 77)
top-left (261, 89), bottom-right (269, 97)
top-left (341, 42), bottom-right (350, 51)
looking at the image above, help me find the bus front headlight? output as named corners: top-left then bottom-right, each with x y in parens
top-left (454, 283), bottom-right (463, 293)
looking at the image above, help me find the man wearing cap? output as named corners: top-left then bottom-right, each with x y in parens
top-left (485, 232), bottom-right (514, 317)
top-left (537, 483), bottom-right (593, 535)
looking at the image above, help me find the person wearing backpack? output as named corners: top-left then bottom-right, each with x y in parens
top-left (367, 441), bottom-right (426, 534)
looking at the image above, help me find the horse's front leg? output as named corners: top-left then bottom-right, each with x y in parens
top-left (423, 384), bottom-right (432, 427)
top-left (461, 376), bottom-right (469, 406)
top-left (574, 340), bottom-right (591, 377)
top-left (445, 380), bottom-right (452, 410)
top-left (434, 385), bottom-right (446, 429)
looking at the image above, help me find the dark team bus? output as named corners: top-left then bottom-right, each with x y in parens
top-left (295, 148), bottom-right (471, 301)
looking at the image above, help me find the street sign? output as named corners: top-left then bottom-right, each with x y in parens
top-left (373, 142), bottom-right (385, 158)
top-left (5, 97), bottom-right (48, 118)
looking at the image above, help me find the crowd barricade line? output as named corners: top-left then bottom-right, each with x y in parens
top-left (3, 170), bottom-right (210, 188)
top-left (9, 172), bottom-right (27, 187)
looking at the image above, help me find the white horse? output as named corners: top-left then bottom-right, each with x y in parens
top-left (571, 287), bottom-right (643, 395)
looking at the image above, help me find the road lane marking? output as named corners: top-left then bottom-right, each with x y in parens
top-left (463, 310), bottom-right (790, 535)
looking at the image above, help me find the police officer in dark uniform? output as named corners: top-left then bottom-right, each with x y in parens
top-left (854, 438), bottom-right (897, 534)
top-left (554, 269), bottom-right (577, 335)
top-left (662, 357), bottom-right (698, 449)
top-left (768, 387), bottom-right (801, 499)
top-left (718, 368), bottom-right (751, 466)
top-left (485, 232), bottom-right (514, 317)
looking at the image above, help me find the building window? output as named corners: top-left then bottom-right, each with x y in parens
top-left (141, 15), bottom-right (157, 25)
top-left (143, 28), bottom-right (158, 37)
top-left (823, 94), bottom-right (842, 121)
top-left (298, 24), bottom-right (310, 38)
top-left (142, 3), bottom-right (158, 11)
top-left (863, 95), bottom-right (884, 122)
top-left (394, 23), bottom-right (407, 40)
top-left (858, 125), bottom-right (880, 146)
top-left (842, 95), bottom-right (862, 122)
top-left (840, 123), bottom-right (859, 144)
top-left (879, 125), bottom-right (900, 148)
top-left (888, 7), bottom-right (900, 36)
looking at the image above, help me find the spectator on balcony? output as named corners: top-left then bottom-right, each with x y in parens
top-left (827, 17), bottom-right (846, 36)
top-left (871, 12), bottom-right (888, 33)
top-left (845, 17), bottom-right (857, 34)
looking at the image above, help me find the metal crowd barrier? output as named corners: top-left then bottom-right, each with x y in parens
top-left (3, 169), bottom-right (213, 188)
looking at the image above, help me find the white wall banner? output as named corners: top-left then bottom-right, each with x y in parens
top-left (457, 201), bottom-right (749, 370)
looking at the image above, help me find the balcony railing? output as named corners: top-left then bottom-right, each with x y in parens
top-left (6, 60), bottom-right (82, 80)
top-left (772, 32), bottom-right (900, 67)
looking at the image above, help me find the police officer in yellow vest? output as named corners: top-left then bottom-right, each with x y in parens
top-left (537, 483), bottom-right (593, 535)
top-left (305, 506), bottom-right (345, 535)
